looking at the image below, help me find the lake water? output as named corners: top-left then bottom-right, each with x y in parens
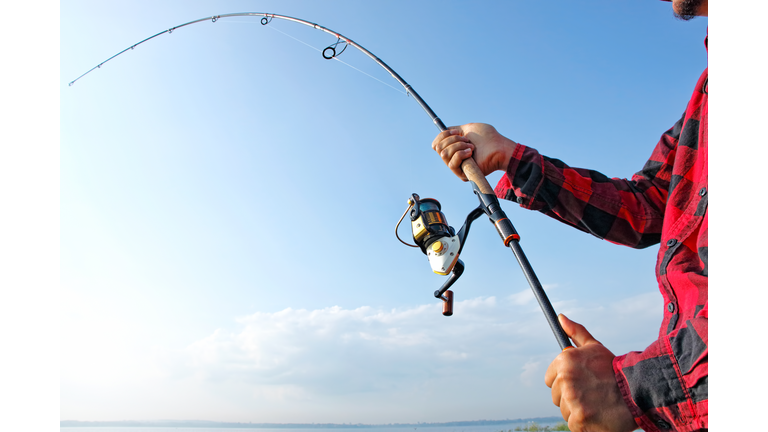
top-left (60, 425), bottom-right (569, 432)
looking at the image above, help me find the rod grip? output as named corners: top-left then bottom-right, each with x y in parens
top-left (460, 158), bottom-right (494, 194)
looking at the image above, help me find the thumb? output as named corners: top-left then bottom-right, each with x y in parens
top-left (559, 314), bottom-right (600, 348)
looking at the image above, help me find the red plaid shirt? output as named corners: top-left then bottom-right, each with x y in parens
top-left (494, 45), bottom-right (708, 432)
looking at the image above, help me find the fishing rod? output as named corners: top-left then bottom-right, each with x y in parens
top-left (70, 12), bottom-right (572, 351)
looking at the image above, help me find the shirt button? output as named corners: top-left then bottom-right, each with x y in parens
top-left (656, 419), bottom-right (671, 429)
top-left (667, 302), bottom-right (676, 313)
top-left (699, 187), bottom-right (707, 197)
top-left (666, 239), bottom-right (677, 247)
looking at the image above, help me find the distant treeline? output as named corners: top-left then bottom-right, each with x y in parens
top-left (60, 417), bottom-right (564, 428)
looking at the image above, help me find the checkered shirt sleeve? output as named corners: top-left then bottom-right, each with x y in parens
top-left (493, 143), bottom-right (668, 249)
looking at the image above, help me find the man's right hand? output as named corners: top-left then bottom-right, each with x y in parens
top-left (431, 123), bottom-right (518, 181)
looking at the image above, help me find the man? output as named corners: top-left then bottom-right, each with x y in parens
top-left (431, 1), bottom-right (707, 431)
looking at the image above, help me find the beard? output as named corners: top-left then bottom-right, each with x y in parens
top-left (674, 0), bottom-right (704, 21)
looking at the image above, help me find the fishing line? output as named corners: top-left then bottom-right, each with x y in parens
top-left (226, 20), bottom-right (406, 96)
top-left (332, 52), bottom-right (408, 95)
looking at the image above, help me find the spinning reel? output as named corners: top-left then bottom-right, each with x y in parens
top-left (394, 184), bottom-right (572, 351)
top-left (395, 193), bottom-right (487, 316)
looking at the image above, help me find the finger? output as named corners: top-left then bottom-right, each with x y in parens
top-left (446, 125), bottom-right (464, 135)
top-left (434, 132), bottom-right (471, 154)
top-left (431, 130), bottom-right (453, 150)
top-left (549, 375), bottom-right (563, 407)
top-left (434, 135), bottom-right (472, 156)
top-left (431, 128), bottom-right (464, 150)
top-left (560, 400), bottom-right (571, 426)
top-left (447, 149), bottom-right (473, 180)
top-left (558, 314), bottom-right (600, 348)
top-left (439, 143), bottom-right (473, 174)
top-left (544, 358), bottom-right (559, 388)
top-left (437, 137), bottom-right (472, 161)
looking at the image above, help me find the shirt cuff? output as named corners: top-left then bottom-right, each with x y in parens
top-left (493, 143), bottom-right (546, 210)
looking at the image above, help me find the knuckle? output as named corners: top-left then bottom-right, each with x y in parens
top-left (568, 419), bottom-right (584, 432)
top-left (568, 408), bottom-right (587, 431)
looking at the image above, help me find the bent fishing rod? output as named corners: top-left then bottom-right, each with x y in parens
top-left (70, 12), bottom-right (572, 351)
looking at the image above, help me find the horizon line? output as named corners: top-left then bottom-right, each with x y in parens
top-left (60, 417), bottom-right (564, 428)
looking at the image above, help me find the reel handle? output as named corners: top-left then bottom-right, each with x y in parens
top-left (460, 157), bottom-right (495, 194)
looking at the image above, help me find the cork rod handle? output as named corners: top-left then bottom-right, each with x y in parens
top-left (460, 158), bottom-right (495, 194)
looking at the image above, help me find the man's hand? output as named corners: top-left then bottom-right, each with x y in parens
top-left (431, 123), bottom-right (517, 181)
top-left (545, 315), bottom-right (638, 432)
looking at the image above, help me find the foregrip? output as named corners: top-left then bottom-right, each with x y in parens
top-left (461, 157), bottom-right (572, 351)
top-left (507, 240), bottom-right (572, 351)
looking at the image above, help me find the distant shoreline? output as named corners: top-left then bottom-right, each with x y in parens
top-left (60, 417), bottom-right (563, 429)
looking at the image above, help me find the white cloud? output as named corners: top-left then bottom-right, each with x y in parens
top-left (507, 284), bottom-right (559, 306)
top-left (170, 289), bottom-right (662, 395)
top-left (508, 288), bottom-right (535, 306)
top-left (65, 290), bottom-right (663, 423)
top-left (520, 360), bottom-right (542, 388)
top-left (165, 298), bottom-right (558, 399)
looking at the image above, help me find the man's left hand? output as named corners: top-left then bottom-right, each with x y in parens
top-left (545, 315), bottom-right (638, 432)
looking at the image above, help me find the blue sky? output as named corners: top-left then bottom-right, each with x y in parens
top-left (55, 0), bottom-right (714, 424)
top-left (17, 0), bottom-right (768, 429)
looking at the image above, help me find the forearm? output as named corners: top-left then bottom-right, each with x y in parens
top-left (494, 143), bottom-right (666, 248)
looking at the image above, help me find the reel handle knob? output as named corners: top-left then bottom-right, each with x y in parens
top-left (441, 290), bottom-right (454, 316)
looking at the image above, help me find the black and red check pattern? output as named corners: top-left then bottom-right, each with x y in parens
top-left (494, 46), bottom-right (708, 432)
